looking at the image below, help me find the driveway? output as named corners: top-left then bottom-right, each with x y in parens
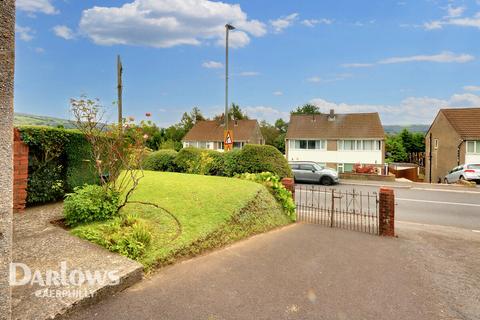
top-left (66, 222), bottom-right (479, 320)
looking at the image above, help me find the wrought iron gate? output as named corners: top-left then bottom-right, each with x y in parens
top-left (294, 184), bottom-right (379, 235)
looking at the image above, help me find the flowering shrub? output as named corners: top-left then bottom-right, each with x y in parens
top-left (236, 172), bottom-right (296, 221)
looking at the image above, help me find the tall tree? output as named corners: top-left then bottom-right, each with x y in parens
top-left (291, 103), bottom-right (321, 115)
top-left (0, 1), bottom-right (15, 318)
top-left (230, 103), bottom-right (249, 120)
top-left (191, 107), bottom-right (205, 123)
top-left (274, 118), bottom-right (288, 133)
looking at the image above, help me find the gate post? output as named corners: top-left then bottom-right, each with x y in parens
top-left (379, 188), bottom-right (395, 236)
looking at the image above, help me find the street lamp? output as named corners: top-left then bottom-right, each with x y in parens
top-left (225, 23), bottom-right (235, 136)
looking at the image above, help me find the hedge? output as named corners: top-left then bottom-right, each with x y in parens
top-left (18, 126), bottom-right (98, 205)
top-left (147, 144), bottom-right (292, 179)
top-left (143, 150), bottom-right (178, 172)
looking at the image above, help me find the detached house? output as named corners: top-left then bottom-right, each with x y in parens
top-left (285, 110), bottom-right (385, 172)
top-left (425, 108), bottom-right (480, 183)
top-left (182, 119), bottom-right (264, 151)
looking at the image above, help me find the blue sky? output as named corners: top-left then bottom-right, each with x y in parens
top-left (14, 0), bottom-right (480, 126)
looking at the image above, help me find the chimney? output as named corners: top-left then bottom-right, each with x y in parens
top-left (328, 109), bottom-right (335, 121)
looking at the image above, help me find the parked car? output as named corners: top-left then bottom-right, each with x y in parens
top-left (444, 164), bottom-right (480, 184)
top-left (289, 161), bottom-right (339, 185)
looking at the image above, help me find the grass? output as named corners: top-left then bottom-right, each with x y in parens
top-left (71, 171), bottom-right (292, 271)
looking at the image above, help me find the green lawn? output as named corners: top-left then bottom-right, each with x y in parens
top-left (72, 171), bottom-right (292, 271)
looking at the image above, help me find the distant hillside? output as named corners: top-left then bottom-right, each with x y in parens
top-left (383, 124), bottom-right (429, 134)
top-left (14, 113), bottom-right (76, 129)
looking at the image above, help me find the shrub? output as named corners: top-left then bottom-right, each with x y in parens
top-left (223, 149), bottom-right (242, 176)
top-left (143, 150), bottom-right (178, 171)
top-left (63, 184), bottom-right (120, 227)
top-left (72, 214), bottom-right (152, 260)
top-left (174, 147), bottom-right (202, 173)
top-left (237, 172), bottom-right (296, 221)
top-left (234, 144), bottom-right (292, 178)
top-left (26, 163), bottom-right (64, 204)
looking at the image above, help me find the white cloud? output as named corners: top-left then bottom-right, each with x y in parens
top-left (424, 20), bottom-right (443, 30)
top-left (307, 74), bottom-right (352, 83)
top-left (17, 0), bottom-right (58, 15)
top-left (53, 25), bottom-right (75, 40)
top-left (464, 85), bottom-right (480, 92)
top-left (273, 91), bottom-right (283, 96)
top-left (244, 106), bottom-right (289, 122)
top-left (423, 8), bottom-right (480, 30)
top-left (446, 5), bottom-right (466, 18)
top-left (202, 61), bottom-right (223, 69)
top-left (309, 93), bottom-right (480, 124)
top-left (270, 13), bottom-right (298, 33)
top-left (307, 76), bottom-right (322, 83)
top-left (16, 25), bottom-right (35, 41)
top-left (34, 47), bottom-right (45, 54)
top-left (79, 0), bottom-right (266, 49)
top-left (238, 71), bottom-right (259, 76)
top-left (301, 18), bottom-right (333, 27)
top-left (343, 51), bottom-right (474, 68)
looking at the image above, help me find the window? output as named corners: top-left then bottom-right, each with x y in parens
top-left (233, 142), bottom-right (243, 149)
top-left (467, 141), bottom-right (480, 154)
top-left (299, 164), bottom-right (314, 171)
top-left (337, 163), bottom-right (344, 173)
top-left (290, 164), bottom-right (300, 170)
top-left (292, 140), bottom-right (326, 150)
top-left (198, 141), bottom-right (207, 149)
top-left (344, 163), bottom-right (354, 172)
top-left (363, 140), bottom-right (373, 150)
top-left (338, 140), bottom-right (381, 151)
top-left (434, 139), bottom-right (439, 150)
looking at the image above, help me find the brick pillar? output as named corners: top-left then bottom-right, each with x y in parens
top-left (13, 128), bottom-right (29, 213)
top-left (378, 188), bottom-right (395, 237)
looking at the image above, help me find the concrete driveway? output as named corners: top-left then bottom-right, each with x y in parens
top-left (65, 222), bottom-right (480, 320)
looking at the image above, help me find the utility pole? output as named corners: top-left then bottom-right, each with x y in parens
top-left (117, 55), bottom-right (123, 130)
top-left (224, 24), bottom-right (235, 151)
top-left (0, 1), bottom-right (15, 319)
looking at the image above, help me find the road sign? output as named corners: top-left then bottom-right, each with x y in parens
top-left (224, 130), bottom-right (234, 151)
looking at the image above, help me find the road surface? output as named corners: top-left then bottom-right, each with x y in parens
top-left (296, 182), bottom-right (480, 230)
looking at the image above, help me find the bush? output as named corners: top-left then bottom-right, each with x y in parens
top-left (223, 149), bottom-right (242, 176)
top-left (18, 126), bottom-right (98, 204)
top-left (63, 184), bottom-right (120, 227)
top-left (72, 213), bottom-right (152, 260)
top-left (237, 172), bottom-right (296, 221)
top-left (174, 147), bottom-right (202, 173)
top-left (143, 150), bottom-right (178, 171)
top-left (234, 144), bottom-right (292, 178)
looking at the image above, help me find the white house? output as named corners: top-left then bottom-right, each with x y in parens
top-left (182, 119), bottom-right (264, 151)
top-left (285, 110), bottom-right (386, 172)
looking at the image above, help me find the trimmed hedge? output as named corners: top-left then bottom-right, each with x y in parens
top-left (17, 126), bottom-right (98, 205)
top-left (234, 144), bottom-right (292, 178)
top-left (143, 150), bottom-right (178, 172)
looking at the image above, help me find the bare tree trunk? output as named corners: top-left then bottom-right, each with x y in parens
top-left (0, 1), bottom-right (15, 319)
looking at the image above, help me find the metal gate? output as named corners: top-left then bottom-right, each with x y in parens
top-left (294, 184), bottom-right (379, 235)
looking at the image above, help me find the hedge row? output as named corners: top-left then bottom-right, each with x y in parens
top-left (18, 126), bottom-right (98, 205)
top-left (142, 144), bottom-right (292, 178)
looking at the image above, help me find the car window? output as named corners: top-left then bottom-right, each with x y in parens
top-left (467, 164), bottom-right (480, 169)
top-left (290, 164), bottom-right (299, 170)
top-left (299, 164), bottom-right (314, 171)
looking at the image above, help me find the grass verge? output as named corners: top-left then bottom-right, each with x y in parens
top-left (71, 171), bottom-right (293, 271)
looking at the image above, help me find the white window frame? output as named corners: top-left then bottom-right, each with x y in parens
top-left (338, 140), bottom-right (381, 151)
top-left (291, 139), bottom-right (326, 150)
top-left (466, 140), bottom-right (480, 154)
top-left (434, 139), bottom-right (439, 150)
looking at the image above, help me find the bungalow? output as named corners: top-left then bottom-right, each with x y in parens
top-left (182, 119), bottom-right (264, 151)
top-left (285, 110), bottom-right (386, 172)
top-left (425, 107), bottom-right (480, 183)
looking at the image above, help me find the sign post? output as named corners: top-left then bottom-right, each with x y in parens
top-left (224, 130), bottom-right (234, 151)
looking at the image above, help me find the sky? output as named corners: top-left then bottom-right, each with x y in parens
top-left (14, 0), bottom-right (480, 127)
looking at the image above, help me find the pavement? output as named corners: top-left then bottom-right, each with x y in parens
top-left (64, 222), bottom-right (480, 320)
top-left (12, 203), bottom-right (143, 320)
top-left (300, 180), bottom-right (480, 230)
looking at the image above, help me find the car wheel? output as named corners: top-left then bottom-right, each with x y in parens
top-left (459, 175), bottom-right (465, 181)
top-left (320, 176), bottom-right (333, 186)
top-left (444, 178), bottom-right (449, 184)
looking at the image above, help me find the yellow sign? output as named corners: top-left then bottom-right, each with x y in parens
top-left (224, 130), bottom-right (234, 151)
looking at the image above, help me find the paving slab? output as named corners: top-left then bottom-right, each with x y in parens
top-left (12, 203), bottom-right (143, 320)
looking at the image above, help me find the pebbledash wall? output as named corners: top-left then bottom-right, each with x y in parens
top-left (13, 129), bottom-right (29, 213)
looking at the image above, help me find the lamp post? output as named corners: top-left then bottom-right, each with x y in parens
top-left (224, 23), bottom-right (235, 148)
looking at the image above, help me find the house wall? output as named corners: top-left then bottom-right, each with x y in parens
top-left (425, 112), bottom-right (462, 183)
top-left (466, 154), bottom-right (480, 163)
top-left (248, 123), bottom-right (265, 144)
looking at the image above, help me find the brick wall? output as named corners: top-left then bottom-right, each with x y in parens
top-left (13, 128), bottom-right (29, 213)
top-left (378, 188), bottom-right (395, 237)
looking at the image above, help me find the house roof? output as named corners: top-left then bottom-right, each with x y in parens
top-left (286, 113), bottom-right (385, 139)
top-left (439, 108), bottom-right (480, 139)
top-left (183, 119), bottom-right (259, 142)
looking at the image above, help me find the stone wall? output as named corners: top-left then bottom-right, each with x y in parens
top-left (0, 0), bottom-right (16, 319)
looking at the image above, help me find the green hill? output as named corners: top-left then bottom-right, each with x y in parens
top-left (14, 113), bottom-right (76, 129)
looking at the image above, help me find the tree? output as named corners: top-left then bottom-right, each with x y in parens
top-left (230, 103), bottom-right (249, 120)
top-left (385, 135), bottom-right (408, 163)
top-left (0, 1), bottom-right (15, 318)
top-left (191, 107), bottom-right (205, 123)
top-left (274, 118), bottom-right (288, 133)
top-left (291, 103), bottom-right (321, 115)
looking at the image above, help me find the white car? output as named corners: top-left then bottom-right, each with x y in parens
top-left (444, 164), bottom-right (480, 184)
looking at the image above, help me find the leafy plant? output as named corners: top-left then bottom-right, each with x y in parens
top-left (143, 150), bottom-right (178, 172)
top-left (63, 184), bottom-right (120, 227)
top-left (237, 172), bottom-right (296, 221)
top-left (233, 144), bottom-right (292, 178)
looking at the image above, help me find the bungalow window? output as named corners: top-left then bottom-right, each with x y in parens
top-left (339, 140), bottom-right (381, 151)
top-left (363, 140), bottom-right (373, 151)
top-left (467, 141), bottom-right (480, 154)
top-left (294, 140), bottom-right (326, 150)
